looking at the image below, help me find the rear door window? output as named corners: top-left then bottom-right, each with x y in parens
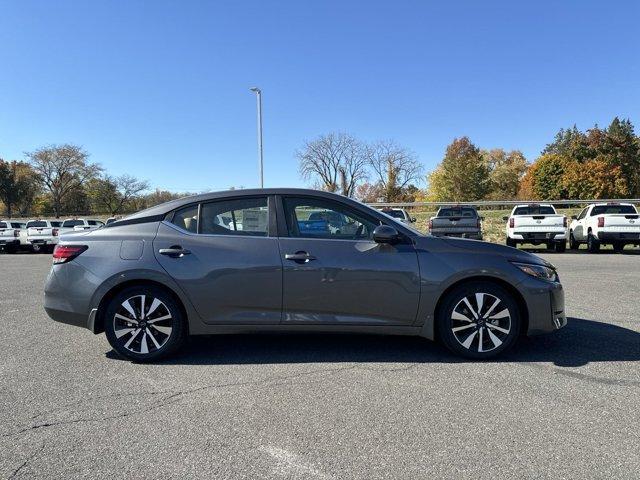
top-left (171, 205), bottom-right (199, 233)
top-left (200, 197), bottom-right (269, 236)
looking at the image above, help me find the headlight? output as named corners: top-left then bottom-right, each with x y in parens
top-left (511, 262), bottom-right (559, 282)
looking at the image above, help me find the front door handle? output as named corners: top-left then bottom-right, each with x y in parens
top-left (285, 251), bottom-right (316, 263)
top-left (159, 246), bottom-right (191, 258)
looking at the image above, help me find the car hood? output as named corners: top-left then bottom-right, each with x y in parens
top-left (423, 235), bottom-right (554, 268)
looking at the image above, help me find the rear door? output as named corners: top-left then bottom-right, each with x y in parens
top-left (153, 195), bottom-right (283, 325)
top-left (277, 195), bottom-right (421, 326)
top-left (573, 207), bottom-right (588, 240)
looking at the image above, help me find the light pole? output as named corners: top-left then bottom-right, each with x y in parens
top-left (250, 87), bottom-right (264, 188)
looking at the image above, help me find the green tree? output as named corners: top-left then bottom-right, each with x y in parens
top-left (427, 137), bottom-right (490, 201)
top-left (88, 174), bottom-right (149, 215)
top-left (528, 153), bottom-right (569, 200)
top-left (0, 159), bottom-right (41, 217)
top-left (483, 149), bottom-right (528, 200)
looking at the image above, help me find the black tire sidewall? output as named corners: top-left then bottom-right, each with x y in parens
top-left (437, 281), bottom-right (521, 359)
top-left (104, 285), bottom-right (186, 362)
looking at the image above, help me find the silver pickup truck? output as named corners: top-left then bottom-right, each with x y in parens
top-left (428, 206), bottom-right (483, 240)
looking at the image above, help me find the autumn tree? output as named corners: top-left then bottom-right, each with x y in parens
top-left (297, 133), bottom-right (368, 197)
top-left (88, 174), bottom-right (149, 214)
top-left (426, 137), bottom-right (489, 202)
top-left (0, 159), bottom-right (40, 217)
top-left (483, 149), bottom-right (528, 200)
top-left (27, 144), bottom-right (101, 218)
top-left (366, 140), bottom-right (423, 202)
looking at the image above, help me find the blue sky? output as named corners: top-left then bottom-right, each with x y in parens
top-left (1, 1), bottom-right (638, 192)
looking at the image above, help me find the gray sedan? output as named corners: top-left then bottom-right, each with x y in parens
top-left (44, 188), bottom-right (566, 362)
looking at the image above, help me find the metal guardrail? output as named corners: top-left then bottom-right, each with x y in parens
top-left (368, 199), bottom-right (640, 208)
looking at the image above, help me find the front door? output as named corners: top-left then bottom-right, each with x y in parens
top-left (154, 196), bottom-right (282, 325)
top-left (278, 196), bottom-right (421, 326)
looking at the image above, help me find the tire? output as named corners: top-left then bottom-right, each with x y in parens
top-left (546, 242), bottom-right (554, 251)
top-left (104, 285), bottom-right (187, 362)
top-left (31, 243), bottom-right (42, 253)
top-left (587, 232), bottom-right (600, 253)
top-left (613, 242), bottom-right (624, 253)
top-left (6, 245), bottom-right (18, 254)
top-left (554, 241), bottom-right (566, 253)
top-left (569, 232), bottom-right (579, 250)
top-left (506, 237), bottom-right (517, 248)
top-left (436, 281), bottom-right (521, 359)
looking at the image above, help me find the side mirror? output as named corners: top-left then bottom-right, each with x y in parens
top-left (373, 225), bottom-right (400, 244)
top-left (571, 215), bottom-right (577, 220)
top-left (502, 216), bottom-right (509, 222)
top-left (410, 217), bottom-right (416, 223)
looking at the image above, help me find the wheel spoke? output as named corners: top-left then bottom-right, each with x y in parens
top-left (475, 293), bottom-right (484, 315)
top-left (115, 327), bottom-right (136, 339)
top-left (462, 297), bottom-right (478, 319)
top-left (153, 325), bottom-right (172, 336)
top-left (452, 310), bottom-right (473, 323)
top-left (461, 330), bottom-right (478, 349)
top-left (146, 328), bottom-right (161, 349)
top-left (486, 323), bottom-right (510, 334)
top-left (123, 328), bottom-right (141, 348)
top-left (147, 314), bottom-right (171, 324)
top-left (147, 298), bottom-right (162, 317)
top-left (452, 324), bottom-right (476, 333)
top-left (115, 313), bottom-right (138, 325)
top-left (488, 308), bottom-right (510, 320)
top-left (478, 327), bottom-right (484, 352)
top-left (483, 297), bottom-right (501, 318)
top-left (140, 295), bottom-right (146, 319)
top-left (122, 299), bottom-right (137, 319)
top-left (487, 328), bottom-right (503, 348)
top-left (140, 332), bottom-right (149, 354)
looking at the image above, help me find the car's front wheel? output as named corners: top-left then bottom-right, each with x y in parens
top-left (104, 286), bottom-right (187, 362)
top-left (437, 282), bottom-right (521, 359)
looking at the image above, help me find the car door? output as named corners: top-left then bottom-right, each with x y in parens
top-left (154, 195), bottom-right (283, 325)
top-left (573, 207), bottom-right (588, 240)
top-left (277, 195), bottom-right (421, 326)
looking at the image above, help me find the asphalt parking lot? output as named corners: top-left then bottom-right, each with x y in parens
top-left (1, 251), bottom-right (639, 479)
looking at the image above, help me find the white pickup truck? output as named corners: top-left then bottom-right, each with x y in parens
top-left (26, 220), bottom-right (63, 253)
top-left (59, 218), bottom-right (105, 235)
top-left (504, 204), bottom-right (567, 252)
top-left (0, 220), bottom-right (28, 253)
top-left (569, 202), bottom-right (640, 252)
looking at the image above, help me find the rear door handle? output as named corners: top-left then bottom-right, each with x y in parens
top-left (285, 251), bottom-right (316, 263)
top-left (159, 246), bottom-right (191, 258)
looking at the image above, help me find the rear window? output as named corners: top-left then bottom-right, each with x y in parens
top-left (438, 208), bottom-right (477, 218)
top-left (27, 221), bottom-right (47, 228)
top-left (0, 222), bottom-right (7, 228)
top-left (590, 205), bottom-right (637, 216)
top-left (513, 206), bottom-right (556, 215)
top-left (62, 220), bottom-right (84, 227)
top-left (381, 209), bottom-right (405, 219)
top-left (51, 221), bottom-right (62, 227)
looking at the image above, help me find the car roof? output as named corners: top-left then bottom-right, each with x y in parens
top-left (121, 188), bottom-right (362, 221)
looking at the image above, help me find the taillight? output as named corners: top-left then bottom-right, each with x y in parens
top-left (597, 216), bottom-right (604, 228)
top-left (428, 219), bottom-right (433, 230)
top-left (563, 217), bottom-right (567, 227)
top-left (52, 245), bottom-right (87, 264)
top-left (509, 217), bottom-right (514, 228)
top-left (52, 228), bottom-right (59, 236)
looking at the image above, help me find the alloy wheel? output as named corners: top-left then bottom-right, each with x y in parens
top-left (113, 294), bottom-right (173, 355)
top-left (450, 292), bottom-right (511, 353)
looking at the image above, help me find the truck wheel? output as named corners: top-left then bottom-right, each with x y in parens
top-left (587, 233), bottom-right (600, 253)
top-left (31, 244), bottom-right (42, 253)
top-left (613, 242), bottom-right (624, 253)
top-left (506, 237), bottom-right (517, 248)
top-left (569, 232), bottom-right (579, 250)
top-left (555, 241), bottom-right (566, 253)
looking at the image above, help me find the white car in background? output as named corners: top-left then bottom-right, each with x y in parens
top-left (59, 218), bottom-right (105, 235)
top-left (26, 220), bottom-right (63, 253)
top-left (0, 220), bottom-right (29, 253)
top-left (569, 202), bottom-right (640, 252)
top-left (378, 208), bottom-right (416, 225)
top-left (504, 204), bottom-right (567, 252)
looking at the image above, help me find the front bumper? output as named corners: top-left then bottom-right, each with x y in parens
top-left (519, 276), bottom-right (566, 335)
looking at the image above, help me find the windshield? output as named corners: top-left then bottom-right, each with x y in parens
top-left (591, 205), bottom-right (637, 216)
top-left (514, 206), bottom-right (556, 215)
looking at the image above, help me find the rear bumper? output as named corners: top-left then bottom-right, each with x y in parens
top-left (0, 239), bottom-right (20, 248)
top-left (44, 264), bottom-right (97, 332)
top-left (511, 231), bottom-right (566, 241)
top-left (28, 237), bottom-right (58, 245)
top-left (596, 232), bottom-right (640, 242)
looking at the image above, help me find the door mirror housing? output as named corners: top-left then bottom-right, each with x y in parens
top-left (373, 225), bottom-right (400, 244)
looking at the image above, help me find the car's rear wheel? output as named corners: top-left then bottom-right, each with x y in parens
top-left (569, 232), bottom-right (579, 250)
top-left (104, 286), bottom-right (187, 362)
top-left (506, 237), bottom-right (517, 248)
top-left (437, 282), bottom-right (521, 359)
top-left (613, 242), bottom-right (624, 253)
top-left (587, 232), bottom-right (600, 253)
top-left (554, 241), bottom-right (566, 253)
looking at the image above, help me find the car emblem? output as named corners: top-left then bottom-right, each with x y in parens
top-left (631, 220), bottom-right (636, 224)
top-left (536, 220), bottom-right (541, 224)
